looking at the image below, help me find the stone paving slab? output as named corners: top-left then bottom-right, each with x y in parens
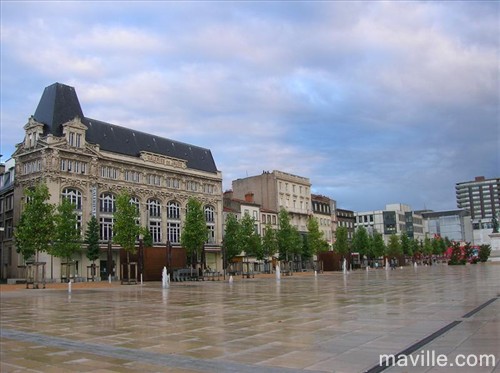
top-left (1, 263), bottom-right (499, 372)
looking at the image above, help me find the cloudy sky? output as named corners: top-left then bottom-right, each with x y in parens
top-left (1, 1), bottom-right (498, 212)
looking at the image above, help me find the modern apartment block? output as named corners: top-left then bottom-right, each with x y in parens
top-left (354, 203), bottom-right (425, 244)
top-left (456, 176), bottom-right (499, 245)
top-left (231, 170), bottom-right (312, 233)
top-left (419, 209), bottom-right (473, 243)
top-left (8, 82), bottom-right (223, 280)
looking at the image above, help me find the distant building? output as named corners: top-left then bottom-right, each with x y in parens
top-left (419, 209), bottom-right (473, 243)
top-left (0, 158), bottom-right (16, 280)
top-left (456, 176), bottom-right (499, 245)
top-left (311, 194), bottom-right (335, 247)
top-left (336, 208), bottom-right (355, 242)
top-left (9, 82), bottom-right (223, 280)
top-left (231, 170), bottom-right (312, 234)
top-left (222, 190), bottom-right (264, 235)
top-left (354, 203), bottom-right (425, 244)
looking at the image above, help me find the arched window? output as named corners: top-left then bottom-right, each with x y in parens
top-left (99, 192), bottom-right (115, 240)
top-left (147, 198), bottom-right (162, 243)
top-left (167, 201), bottom-right (180, 220)
top-left (205, 205), bottom-right (216, 244)
top-left (61, 188), bottom-right (83, 233)
top-left (130, 196), bottom-right (140, 213)
top-left (62, 188), bottom-right (82, 210)
top-left (167, 201), bottom-right (181, 243)
top-left (100, 193), bottom-right (115, 213)
top-left (148, 198), bottom-right (161, 218)
top-left (204, 205), bottom-right (215, 222)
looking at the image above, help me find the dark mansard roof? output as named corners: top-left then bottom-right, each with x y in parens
top-left (33, 83), bottom-right (218, 174)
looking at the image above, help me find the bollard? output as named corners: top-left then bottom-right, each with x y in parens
top-left (68, 281), bottom-right (72, 294)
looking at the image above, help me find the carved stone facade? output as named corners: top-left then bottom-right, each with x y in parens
top-left (8, 83), bottom-right (223, 281)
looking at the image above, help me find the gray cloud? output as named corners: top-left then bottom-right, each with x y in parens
top-left (1, 1), bottom-right (497, 212)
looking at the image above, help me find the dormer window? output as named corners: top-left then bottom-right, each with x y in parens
top-left (62, 117), bottom-right (87, 148)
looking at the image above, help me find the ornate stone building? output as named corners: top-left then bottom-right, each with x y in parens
top-left (9, 83), bottom-right (223, 281)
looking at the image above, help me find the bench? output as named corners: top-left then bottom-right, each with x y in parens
top-left (204, 270), bottom-right (221, 281)
top-left (173, 268), bottom-right (199, 282)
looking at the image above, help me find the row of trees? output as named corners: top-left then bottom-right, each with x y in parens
top-left (334, 225), bottom-right (492, 266)
top-left (222, 209), bottom-right (329, 266)
top-left (334, 225), bottom-right (451, 263)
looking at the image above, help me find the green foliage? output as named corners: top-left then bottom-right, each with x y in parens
top-left (289, 226), bottom-right (303, 258)
top-left (333, 226), bottom-right (350, 257)
top-left (412, 239), bottom-right (422, 257)
top-left (239, 213), bottom-right (261, 258)
top-left (277, 208), bottom-right (294, 261)
top-left (84, 215), bottom-right (100, 263)
top-left (141, 227), bottom-right (153, 247)
top-left (223, 213), bottom-right (242, 264)
top-left (113, 191), bottom-right (140, 256)
top-left (386, 234), bottom-right (402, 257)
top-left (422, 237), bottom-right (433, 256)
top-left (400, 233), bottom-right (412, 256)
top-left (306, 216), bottom-right (327, 256)
top-left (181, 197), bottom-right (208, 264)
top-left (15, 183), bottom-right (55, 260)
top-left (51, 198), bottom-right (81, 261)
top-left (371, 231), bottom-right (386, 258)
top-left (448, 241), bottom-right (465, 265)
top-left (478, 244), bottom-right (491, 262)
top-left (352, 226), bottom-right (369, 258)
top-left (261, 224), bottom-right (278, 260)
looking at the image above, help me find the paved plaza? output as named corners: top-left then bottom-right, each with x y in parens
top-left (1, 263), bottom-right (499, 373)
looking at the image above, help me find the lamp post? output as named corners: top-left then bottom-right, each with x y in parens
top-left (166, 240), bottom-right (172, 273)
top-left (138, 234), bottom-right (144, 282)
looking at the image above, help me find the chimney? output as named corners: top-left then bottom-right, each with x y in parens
top-left (245, 192), bottom-right (254, 203)
top-left (475, 176), bottom-right (485, 181)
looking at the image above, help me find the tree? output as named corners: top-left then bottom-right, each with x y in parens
top-left (261, 224), bottom-right (278, 270)
top-left (400, 233), bottom-right (412, 257)
top-left (306, 216), bottom-right (327, 256)
top-left (371, 231), bottom-right (386, 259)
top-left (52, 198), bottom-right (81, 281)
top-left (352, 226), bottom-right (370, 259)
top-left (276, 208), bottom-right (294, 261)
top-left (15, 183), bottom-right (55, 261)
top-left (181, 197), bottom-right (208, 269)
top-left (412, 238), bottom-right (422, 259)
top-left (422, 237), bottom-right (433, 263)
top-left (386, 234), bottom-right (402, 257)
top-left (289, 226), bottom-right (303, 263)
top-left (223, 213), bottom-right (242, 267)
top-left (85, 215), bottom-right (100, 265)
top-left (478, 244), bottom-right (491, 262)
top-left (333, 226), bottom-right (350, 259)
top-left (239, 213), bottom-right (261, 258)
top-left (113, 191), bottom-right (141, 265)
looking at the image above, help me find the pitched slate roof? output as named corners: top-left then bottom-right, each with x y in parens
top-left (33, 83), bottom-right (218, 174)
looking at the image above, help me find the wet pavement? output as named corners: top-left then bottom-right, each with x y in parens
top-left (1, 263), bottom-right (499, 373)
